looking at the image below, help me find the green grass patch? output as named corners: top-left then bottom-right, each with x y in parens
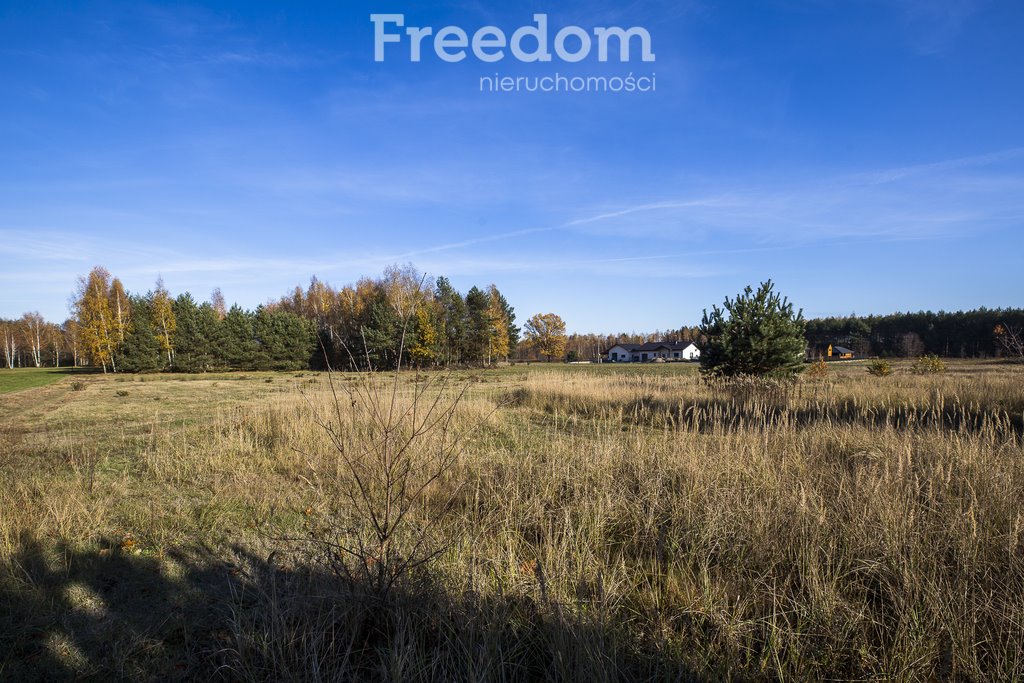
top-left (0, 367), bottom-right (77, 394)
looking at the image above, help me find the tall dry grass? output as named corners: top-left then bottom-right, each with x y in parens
top-left (1, 364), bottom-right (1023, 680)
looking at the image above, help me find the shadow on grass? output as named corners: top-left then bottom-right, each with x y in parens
top-left (1, 535), bottom-right (234, 681)
top-left (1, 534), bottom-right (706, 682)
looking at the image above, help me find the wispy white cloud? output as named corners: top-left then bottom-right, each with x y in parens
top-left (563, 148), bottom-right (1024, 243)
top-left (409, 254), bottom-right (724, 280)
top-left (565, 198), bottom-right (738, 226)
top-left (385, 227), bottom-right (557, 261)
top-left (851, 147), bottom-right (1024, 185)
top-left (0, 232), bottom-right (91, 261)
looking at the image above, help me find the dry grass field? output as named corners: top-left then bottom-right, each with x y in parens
top-left (1, 361), bottom-right (1022, 681)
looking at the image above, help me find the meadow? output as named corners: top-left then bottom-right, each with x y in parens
top-left (0, 367), bottom-right (80, 395)
top-left (1, 360), bottom-right (1022, 681)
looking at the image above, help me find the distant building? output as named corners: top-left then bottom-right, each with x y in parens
top-left (604, 342), bottom-right (700, 363)
top-left (828, 344), bottom-right (855, 359)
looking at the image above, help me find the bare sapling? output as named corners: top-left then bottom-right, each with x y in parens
top-left (295, 275), bottom-right (483, 600)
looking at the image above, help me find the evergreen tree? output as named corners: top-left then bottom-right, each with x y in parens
top-left (435, 277), bottom-right (466, 365)
top-left (119, 295), bottom-right (163, 373)
top-left (200, 302), bottom-right (227, 369)
top-left (699, 280), bottom-right (806, 378)
top-left (172, 294), bottom-right (218, 372)
top-left (253, 307), bottom-right (316, 370)
top-left (358, 290), bottom-right (402, 370)
top-left (498, 290), bottom-right (520, 353)
top-left (310, 327), bottom-right (339, 370)
top-left (463, 286), bottom-right (490, 365)
top-left (221, 305), bottom-right (257, 370)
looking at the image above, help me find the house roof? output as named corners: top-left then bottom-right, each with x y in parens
top-left (832, 346), bottom-right (854, 354)
top-left (604, 341), bottom-right (698, 354)
top-left (603, 343), bottom-right (641, 353)
top-left (636, 341), bottom-right (698, 352)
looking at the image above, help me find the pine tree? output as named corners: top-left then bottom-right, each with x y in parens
top-left (359, 290), bottom-right (402, 369)
top-left (172, 294), bottom-right (218, 372)
top-left (499, 290), bottom-right (520, 353)
top-left (221, 305), bottom-right (257, 370)
top-left (699, 280), bottom-right (806, 378)
top-left (435, 277), bottom-right (466, 365)
top-left (463, 286), bottom-right (490, 365)
top-left (253, 307), bottom-right (315, 370)
top-left (200, 302), bottom-right (227, 369)
top-left (120, 295), bottom-right (163, 372)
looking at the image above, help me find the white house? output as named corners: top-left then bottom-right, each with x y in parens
top-left (604, 342), bottom-right (700, 362)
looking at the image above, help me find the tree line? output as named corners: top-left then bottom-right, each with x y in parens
top-left (3, 267), bottom-right (1021, 371)
top-left (520, 310), bottom-right (1024, 362)
top-left (272, 267), bottom-right (523, 370)
top-left (805, 309), bottom-right (1024, 359)
top-left (0, 265), bottom-right (570, 372)
top-left (64, 267), bottom-right (317, 373)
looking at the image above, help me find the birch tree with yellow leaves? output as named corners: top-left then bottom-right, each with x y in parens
top-left (73, 267), bottom-right (118, 372)
top-left (152, 278), bottom-right (176, 368)
top-left (408, 303), bottom-right (440, 367)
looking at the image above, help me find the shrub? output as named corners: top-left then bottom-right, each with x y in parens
top-left (70, 381), bottom-right (86, 391)
top-left (912, 354), bottom-right (947, 374)
top-left (867, 359), bottom-right (893, 377)
top-left (302, 367), bottom-right (472, 600)
top-left (805, 357), bottom-right (829, 379)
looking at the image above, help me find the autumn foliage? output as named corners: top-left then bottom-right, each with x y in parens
top-left (523, 313), bottom-right (568, 362)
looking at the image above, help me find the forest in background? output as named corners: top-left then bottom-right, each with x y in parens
top-left (2, 265), bottom-right (1023, 371)
top-left (562, 309), bottom-right (1024, 363)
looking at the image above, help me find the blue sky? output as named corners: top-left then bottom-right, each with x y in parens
top-left (2, 1), bottom-right (1022, 332)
